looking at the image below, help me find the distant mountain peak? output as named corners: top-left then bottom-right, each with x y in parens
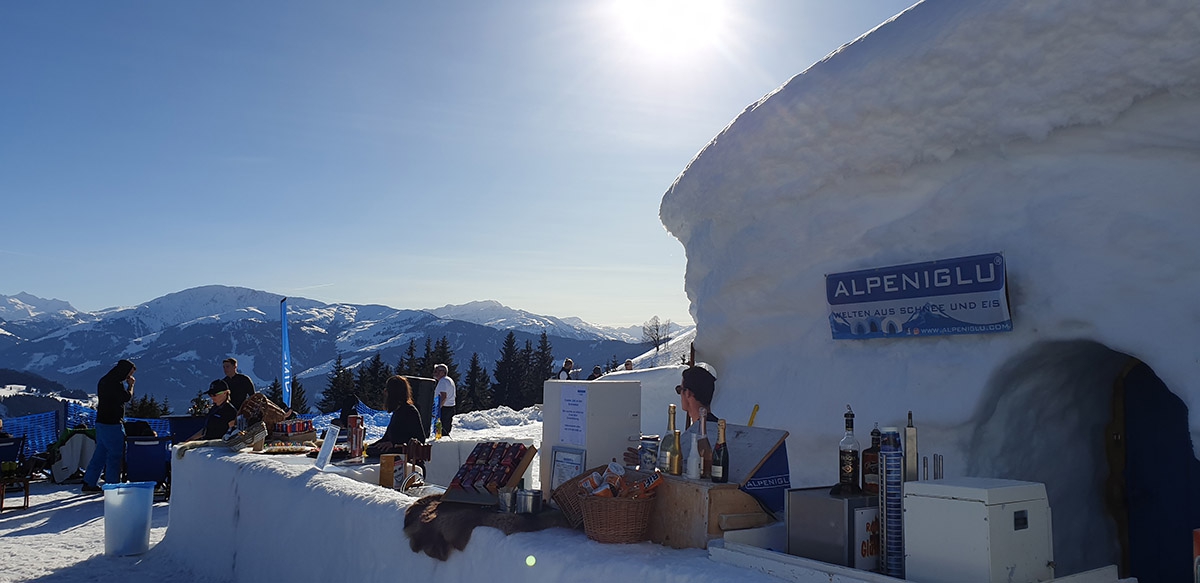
top-left (0, 292), bottom-right (78, 321)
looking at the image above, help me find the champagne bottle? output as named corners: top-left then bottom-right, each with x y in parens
top-left (669, 430), bottom-right (683, 476)
top-left (834, 404), bottom-right (862, 495)
top-left (712, 419), bottom-right (729, 483)
top-left (696, 407), bottom-right (713, 479)
top-left (862, 423), bottom-right (881, 494)
top-left (658, 404), bottom-right (678, 472)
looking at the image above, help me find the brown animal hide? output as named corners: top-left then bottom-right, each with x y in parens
top-left (404, 494), bottom-right (571, 560)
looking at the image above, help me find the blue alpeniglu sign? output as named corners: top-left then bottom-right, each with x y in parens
top-left (826, 253), bottom-right (1011, 340)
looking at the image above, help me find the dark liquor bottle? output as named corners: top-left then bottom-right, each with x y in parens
top-left (861, 423), bottom-right (881, 494)
top-left (712, 419), bottom-right (729, 483)
top-left (833, 404), bottom-right (862, 495)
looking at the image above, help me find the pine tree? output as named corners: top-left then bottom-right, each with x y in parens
top-left (461, 352), bottom-right (493, 413)
top-left (513, 339), bottom-right (538, 410)
top-left (607, 354), bottom-right (621, 373)
top-left (399, 340), bottom-right (419, 376)
top-left (128, 394), bottom-right (173, 418)
top-left (533, 331), bottom-right (556, 382)
top-left (265, 378), bottom-right (284, 409)
top-left (318, 355), bottom-right (357, 413)
top-left (290, 378), bottom-right (311, 414)
top-left (159, 397), bottom-right (173, 416)
top-left (491, 332), bottom-right (522, 409)
top-left (419, 337), bottom-right (434, 377)
top-left (264, 377), bottom-right (310, 414)
top-left (355, 353), bottom-right (391, 410)
top-left (188, 391), bottom-right (210, 416)
top-left (431, 336), bottom-right (460, 380)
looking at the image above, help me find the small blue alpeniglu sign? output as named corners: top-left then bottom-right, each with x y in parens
top-left (826, 253), bottom-right (1012, 340)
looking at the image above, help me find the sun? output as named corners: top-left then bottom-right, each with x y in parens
top-left (610, 0), bottom-right (728, 60)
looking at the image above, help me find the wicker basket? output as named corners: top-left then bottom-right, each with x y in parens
top-left (580, 494), bottom-right (656, 544)
top-left (550, 465), bottom-right (608, 529)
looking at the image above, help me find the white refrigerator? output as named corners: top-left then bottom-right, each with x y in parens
top-left (540, 379), bottom-right (641, 494)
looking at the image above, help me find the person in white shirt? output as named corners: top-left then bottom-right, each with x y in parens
top-left (433, 363), bottom-right (457, 436)
top-left (556, 358), bottom-right (574, 380)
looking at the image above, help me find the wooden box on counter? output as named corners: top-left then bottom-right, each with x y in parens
top-left (643, 473), bottom-right (770, 549)
top-left (633, 422), bottom-right (789, 549)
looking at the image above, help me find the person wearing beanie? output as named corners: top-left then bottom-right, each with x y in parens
top-left (82, 359), bottom-right (136, 493)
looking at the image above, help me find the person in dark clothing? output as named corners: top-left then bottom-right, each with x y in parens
top-left (678, 365), bottom-right (719, 426)
top-left (189, 380), bottom-right (237, 441)
top-left (221, 357), bottom-right (256, 411)
top-left (367, 376), bottom-right (428, 457)
top-left (587, 365), bottom-right (603, 380)
top-left (624, 365), bottom-right (719, 466)
top-left (82, 359), bottom-right (136, 493)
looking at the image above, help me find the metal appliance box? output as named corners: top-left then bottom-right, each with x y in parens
top-left (786, 487), bottom-right (879, 570)
top-left (904, 477), bottom-right (1054, 583)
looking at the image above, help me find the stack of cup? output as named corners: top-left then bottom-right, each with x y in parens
top-left (879, 427), bottom-right (904, 579)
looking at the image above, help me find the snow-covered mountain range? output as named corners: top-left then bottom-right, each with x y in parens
top-left (0, 286), bottom-right (652, 410)
top-left (425, 300), bottom-right (659, 343)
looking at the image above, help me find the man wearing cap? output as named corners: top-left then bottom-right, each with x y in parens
top-left (190, 379), bottom-right (238, 441)
top-left (625, 365), bottom-right (719, 465)
top-left (677, 365), bottom-right (719, 426)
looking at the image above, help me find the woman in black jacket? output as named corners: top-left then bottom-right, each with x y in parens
top-left (82, 359), bottom-right (136, 493)
top-left (367, 375), bottom-right (427, 457)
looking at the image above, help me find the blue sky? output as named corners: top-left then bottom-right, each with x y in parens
top-left (0, 1), bottom-right (913, 327)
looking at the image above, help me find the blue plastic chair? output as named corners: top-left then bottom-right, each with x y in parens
top-left (124, 436), bottom-right (171, 501)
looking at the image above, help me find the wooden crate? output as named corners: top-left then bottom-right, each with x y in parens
top-left (633, 422), bottom-right (788, 549)
top-left (640, 472), bottom-right (770, 549)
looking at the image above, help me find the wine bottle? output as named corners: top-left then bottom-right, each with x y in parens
top-left (696, 407), bottom-right (713, 479)
top-left (834, 404), bottom-right (862, 495)
top-left (685, 430), bottom-right (701, 479)
top-left (669, 430), bottom-right (683, 476)
top-left (657, 404), bottom-right (678, 472)
top-left (862, 423), bottom-right (881, 494)
top-left (712, 419), bottom-right (729, 483)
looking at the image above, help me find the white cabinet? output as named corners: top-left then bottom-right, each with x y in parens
top-left (904, 477), bottom-right (1054, 583)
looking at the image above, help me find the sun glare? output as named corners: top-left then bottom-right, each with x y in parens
top-left (611, 0), bottom-right (727, 60)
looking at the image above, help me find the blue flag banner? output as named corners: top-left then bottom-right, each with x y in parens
top-left (826, 253), bottom-right (1012, 340)
top-left (281, 298), bottom-right (292, 408)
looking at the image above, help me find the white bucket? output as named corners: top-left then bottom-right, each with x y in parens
top-left (102, 481), bottom-right (156, 556)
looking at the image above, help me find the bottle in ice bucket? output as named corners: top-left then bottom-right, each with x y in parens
top-left (831, 404), bottom-right (861, 495)
top-left (712, 419), bottom-right (729, 483)
top-left (658, 404), bottom-right (679, 472)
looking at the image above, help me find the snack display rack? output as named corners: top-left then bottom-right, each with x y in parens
top-left (441, 441), bottom-right (538, 505)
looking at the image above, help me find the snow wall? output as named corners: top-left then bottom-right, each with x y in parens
top-left (660, 0), bottom-right (1200, 575)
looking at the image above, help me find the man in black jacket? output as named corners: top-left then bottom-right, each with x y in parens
top-left (221, 357), bottom-right (256, 411)
top-left (82, 359), bottom-right (135, 493)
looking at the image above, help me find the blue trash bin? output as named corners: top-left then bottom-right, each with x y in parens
top-left (102, 481), bottom-right (156, 556)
